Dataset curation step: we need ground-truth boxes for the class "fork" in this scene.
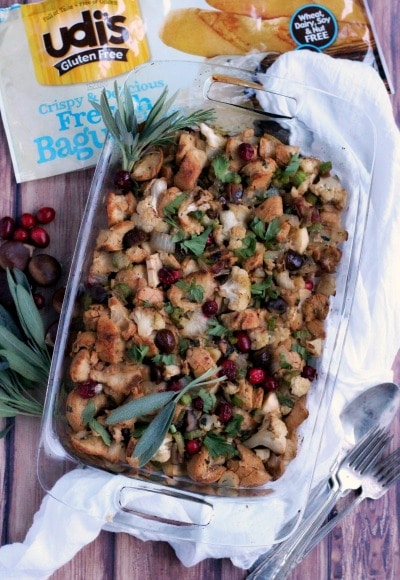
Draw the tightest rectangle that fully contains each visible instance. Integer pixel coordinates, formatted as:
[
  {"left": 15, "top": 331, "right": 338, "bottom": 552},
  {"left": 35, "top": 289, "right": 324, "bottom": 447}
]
[
  {"left": 247, "top": 426, "right": 392, "bottom": 580},
  {"left": 297, "top": 447, "right": 400, "bottom": 560}
]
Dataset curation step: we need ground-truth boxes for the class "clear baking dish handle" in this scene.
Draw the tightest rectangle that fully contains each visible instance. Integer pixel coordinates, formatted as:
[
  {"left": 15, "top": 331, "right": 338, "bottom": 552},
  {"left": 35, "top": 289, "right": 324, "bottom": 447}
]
[{"left": 117, "top": 485, "right": 214, "bottom": 527}]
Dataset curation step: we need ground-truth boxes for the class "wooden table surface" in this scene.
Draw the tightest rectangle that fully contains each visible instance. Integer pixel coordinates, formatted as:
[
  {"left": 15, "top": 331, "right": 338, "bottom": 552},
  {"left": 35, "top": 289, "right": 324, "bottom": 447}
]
[{"left": 1, "top": 1, "right": 399, "bottom": 578}]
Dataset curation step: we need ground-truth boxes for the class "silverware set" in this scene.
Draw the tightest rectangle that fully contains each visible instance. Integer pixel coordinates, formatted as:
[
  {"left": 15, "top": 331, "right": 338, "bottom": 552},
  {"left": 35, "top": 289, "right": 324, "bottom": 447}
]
[{"left": 247, "top": 425, "right": 400, "bottom": 579}]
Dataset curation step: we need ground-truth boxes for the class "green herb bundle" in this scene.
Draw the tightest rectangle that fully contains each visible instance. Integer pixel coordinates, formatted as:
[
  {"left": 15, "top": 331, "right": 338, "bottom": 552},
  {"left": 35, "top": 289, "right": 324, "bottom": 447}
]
[
  {"left": 0, "top": 269, "right": 50, "bottom": 430},
  {"left": 91, "top": 82, "right": 215, "bottom": 172}
]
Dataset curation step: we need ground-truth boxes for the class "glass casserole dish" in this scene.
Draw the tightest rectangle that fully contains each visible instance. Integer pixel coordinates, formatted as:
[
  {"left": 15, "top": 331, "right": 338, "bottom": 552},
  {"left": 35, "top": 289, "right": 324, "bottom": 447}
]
[{"left": 38, "top": 60, "right": 375, "bottom": 548}]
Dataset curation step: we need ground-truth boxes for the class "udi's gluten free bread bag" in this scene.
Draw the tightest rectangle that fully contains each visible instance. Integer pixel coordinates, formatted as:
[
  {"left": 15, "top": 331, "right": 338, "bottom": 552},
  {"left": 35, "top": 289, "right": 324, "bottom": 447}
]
[{"left": 0, "top": 0, "right": 391, "bottom": 182}]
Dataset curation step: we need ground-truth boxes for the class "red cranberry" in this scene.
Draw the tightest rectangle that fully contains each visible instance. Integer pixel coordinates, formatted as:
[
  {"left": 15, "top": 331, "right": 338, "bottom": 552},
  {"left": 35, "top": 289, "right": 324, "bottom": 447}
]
[
  {"left": 193, "top": 397, "right": 204, "bottom": 411},
  {"left": 217, "top": 401, "right": 233, "bottom": 423},
  {"left": 0, "top": 216, "right": 16, "bottom": 240},
  {"left": 29, "top": 226, "right": 50, "bottom": 248},
  {"left": 33, "top": 293, "right": 45, "bottom": 309},
  {"left": 185, "top": 439, "right": 201, "bottom": 455},
  {"left": 77, "top": 380, "right": 98, "bottom": 399},
  {"left": 247, "top": 367, "right": 266, "bottom": 385},
  {"left": 235, "top": 331, "right": 251, "bottom": 353},
  {"left": 36, "top": 207, "right": 56, "bottom": 224},
  {"left": 158, "top": 267, "right": 180, "bottom": 286},
  {"left": 218, "top": 359, "right": 237, "bottom": 381},
  {"left": 301, "top": 365, "right": 317, "bottom": 381},
  {"left": 305, "top": 279, "right": 314, "bottom": 291},
  {"left": 167, "top": 378, "right": 183, "bottom": 392},
  {"left": 238, "top": 142, "right": 254, "bottom": 161},
  {"left": 206, "top": 234, "right": 214, "bottom": 247},
  {"left": 13, "top": 227, "right": 29, "bottom": 242},
  {"left": 114, "top": 169, "right": 132, "bottom": 192},
  {"left": 261, "top": 376, "right": 279, "bottom": 392},
  {"left": 19, "top": 213, "right": 36, "bottom": 229},
  {"left": 201, "top": 300, "right": 218, "bottom": 318}
]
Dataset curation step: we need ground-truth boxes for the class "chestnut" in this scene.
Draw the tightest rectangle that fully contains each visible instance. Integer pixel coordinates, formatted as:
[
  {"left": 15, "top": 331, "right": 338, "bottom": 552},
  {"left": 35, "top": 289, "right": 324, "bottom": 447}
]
[{"left": 27, "top": 254, "right": 62, "bottom": 287}]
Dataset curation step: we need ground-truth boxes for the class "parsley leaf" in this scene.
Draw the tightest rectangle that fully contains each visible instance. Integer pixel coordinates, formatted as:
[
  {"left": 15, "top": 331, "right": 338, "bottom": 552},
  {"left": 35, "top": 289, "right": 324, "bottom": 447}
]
[
  {"left": 212, "top": 154, "right": 241, "bottom": 184},
  {"left": 198, "top": 388, "right": 217, "bottom": 413},
  {"left": 175, "top": 279, "right": 204, "bottom": 303},
  {"left": 251, "top": 276, "right": 279, "bottom": 300},
  {"left": 249, "top": 217, "right": 280, "bottom": 244},
  {"left": 207, "top": 319, "right": 228, "bottom": 337},
  {"left": 180, "top": 226, "right": 212, "bottom": 257},
  {"left": 127, "top": 344, "right": 149, "bottom": 363},
  {"left": 224, "top": 414, "right": 244, "bottom": 437},
  {"left": 234, "top": 233, "right": 257, "bottom": 259},
  {"left": 151, "top": 353, "right": 176, "bottom": 365},
  {"left": 204, "top": 432, "right": 238, "bottom": 459},
  {"left": 163, "top": 193, "right": 187, "bottom": 227}
]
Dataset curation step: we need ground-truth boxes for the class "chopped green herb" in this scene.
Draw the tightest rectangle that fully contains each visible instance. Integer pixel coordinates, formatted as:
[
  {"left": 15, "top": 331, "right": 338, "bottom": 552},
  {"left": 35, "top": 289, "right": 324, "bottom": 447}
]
[
  {"left": 224, "top": 414, "right": 244, "bottom": 437},
  {"left": 207, "top": 319, "right": 228, "bottom": 337},
  {"left": 249, "top": 217, "right": 280, "bottom": 244},
  {"left": 212, "top": 154, "right": 241, "bottom": 184},
  {"left": 280, "top": 353, "right": 293, "bottom": 370},
  {"left": 251, "top": 276, "right": 279, "bottom": 300},
  {"left": 319, "top": 161, "right": 332, "bottom": 175},
  {"left": 175, "top": 278, "right": 204, "bottom": 303},
  {"left": 127, "top": 344, "right": 149, "bottom": 363},
  {"left": 151, "top": 353, "right": 176, "bottom": 365},
  {"left": 291, "top": 343, "right": 310, "bottom": 361},
  {"left": 203, "top": 432, "right": 238, "bottom": 459},
  {"left": 284, "top": 153, "right": 301, "bottom": 176},
  {"left": 198, "top": 388, "right": 217, "bottom": 413},
  {"left": 277, "top": 394, "right": 295, "bottom": 409},
  {"left": 234, "top": 233, "right": 257, "bottom": 259},
  {"left": 163, "top": 193, "right": 187, "bottom": 227},
  {"left": 180, "top": 226, "right": 212, "bottom": 257}
]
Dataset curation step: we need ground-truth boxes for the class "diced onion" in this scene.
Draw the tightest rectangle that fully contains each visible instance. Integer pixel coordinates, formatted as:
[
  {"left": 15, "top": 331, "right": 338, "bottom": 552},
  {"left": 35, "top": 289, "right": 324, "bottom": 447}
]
[{"left": 150, "top": 232, "right": 176, "bottom": 253}]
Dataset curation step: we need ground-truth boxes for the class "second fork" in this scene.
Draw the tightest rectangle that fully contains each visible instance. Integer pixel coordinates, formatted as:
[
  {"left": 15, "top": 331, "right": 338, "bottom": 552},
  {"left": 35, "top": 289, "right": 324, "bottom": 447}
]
[{"left": 247, "top": 426, "right": 392, "bottom": 580}]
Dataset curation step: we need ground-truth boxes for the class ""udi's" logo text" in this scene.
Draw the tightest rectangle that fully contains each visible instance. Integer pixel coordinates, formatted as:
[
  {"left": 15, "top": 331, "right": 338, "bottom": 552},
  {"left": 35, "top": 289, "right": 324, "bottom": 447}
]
[{"left": 43, "top": 10, "right": 128, "bottom": 58}]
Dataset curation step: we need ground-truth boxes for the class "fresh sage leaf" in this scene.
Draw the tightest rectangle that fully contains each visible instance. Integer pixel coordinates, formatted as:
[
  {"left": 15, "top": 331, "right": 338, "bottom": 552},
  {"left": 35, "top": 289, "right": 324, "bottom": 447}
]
[
  {"left": 133, "top": 401, "right": 175, "bottom": 467},
  {"left": 105, "top": 391, "right": 176, "bottom": 425}
]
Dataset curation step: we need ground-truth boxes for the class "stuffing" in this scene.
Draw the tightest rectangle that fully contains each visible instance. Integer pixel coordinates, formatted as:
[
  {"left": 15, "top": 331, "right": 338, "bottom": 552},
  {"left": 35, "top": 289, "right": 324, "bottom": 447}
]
[
  {"left": 186, "top": 447, "right": 227, "bottom": 484},
  {"left": 290, "top": 375, "right": 312, "bottom": 398},
  {"left": 106, "top": 191, "right": 136, "bottom": 226},
  {"left": 132, "top": 195, "right": 169, "bottom": 234},
  {"left": 174, "top": 147, "right": 208, "bottom": 191},
  {"left": 254, "top": 194, "right": 283, "bottom": 222},
  {"left": 90, "top": 363, "right": 148, "bottom": 395},
  {"left": 310, "top": 175, "right": 347, "bottom": 210},
  {"left": 95, "top": 221, "right": 135, "bottom": 252},
  {"left": 219, "top": 266, "right": 251, "bottom": 311},
  {"left": 67, "top": 123, "right": 348, "bottom": 487},
  {"left": 95, "top": 316, "right": 126, "bottom": 364},
  {"left": 131, "top": 149, "right": 163, "bottom": 181},
  {"left": 186, "top": 346, "right": 219, "bottom": 377},
  {"left": 227, "top": 443, "right": 271, "bottom": 486},
  {"left": 131, "top": 306, "right": 166, "bottom": 338},
  {"left": 243, "top": 413, "right": 288, "bottom": 455},
  {"left": 177, "top": 188, "right": 213, "bottom": 235}
]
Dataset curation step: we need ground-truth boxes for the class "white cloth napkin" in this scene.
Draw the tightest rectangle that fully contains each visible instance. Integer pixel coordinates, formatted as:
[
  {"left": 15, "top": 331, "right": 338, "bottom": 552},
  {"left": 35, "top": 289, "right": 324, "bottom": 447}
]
[{"left": 1, "top": 51, "right": 400, "bottom": 577}]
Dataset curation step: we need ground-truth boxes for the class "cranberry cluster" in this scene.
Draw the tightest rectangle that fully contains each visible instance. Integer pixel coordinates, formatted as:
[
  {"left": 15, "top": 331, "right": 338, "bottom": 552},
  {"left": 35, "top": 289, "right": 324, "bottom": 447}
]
[{"left": 0, "top": 207, "right": 56, "bottom": 248}]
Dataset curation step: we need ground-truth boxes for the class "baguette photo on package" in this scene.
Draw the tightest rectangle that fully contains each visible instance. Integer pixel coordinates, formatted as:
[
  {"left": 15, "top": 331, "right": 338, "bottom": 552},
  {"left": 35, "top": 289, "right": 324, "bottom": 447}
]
[{"left": 0, "top": 0, "right": 391, "bottom": 183}]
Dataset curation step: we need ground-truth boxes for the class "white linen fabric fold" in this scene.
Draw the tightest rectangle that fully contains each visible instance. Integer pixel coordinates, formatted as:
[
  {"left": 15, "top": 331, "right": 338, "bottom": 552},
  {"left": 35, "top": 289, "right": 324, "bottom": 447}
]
[{"left": 1, "top": 50, "right": 399, "bottom": 577}]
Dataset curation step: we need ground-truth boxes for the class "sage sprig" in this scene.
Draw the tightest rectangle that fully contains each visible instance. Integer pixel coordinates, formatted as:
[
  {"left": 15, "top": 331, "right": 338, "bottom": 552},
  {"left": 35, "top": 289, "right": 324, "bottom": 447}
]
[
  {"left": 90, "top": 82, "right": 215, "bottom": 172},
  {"left": 0, "top": 269, "right": 51, "bottom": 428},
  {"left": 105, "top": 367, "right": 226, "bottom": 467}
]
